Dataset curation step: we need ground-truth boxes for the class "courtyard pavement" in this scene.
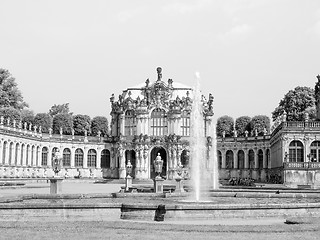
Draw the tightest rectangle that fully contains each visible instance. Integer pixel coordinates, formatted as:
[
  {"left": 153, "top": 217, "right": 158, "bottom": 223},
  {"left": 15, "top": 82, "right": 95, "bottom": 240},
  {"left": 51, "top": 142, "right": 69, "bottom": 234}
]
[{"left": 0, "top": 179, "right": 123, "bottom": 197}]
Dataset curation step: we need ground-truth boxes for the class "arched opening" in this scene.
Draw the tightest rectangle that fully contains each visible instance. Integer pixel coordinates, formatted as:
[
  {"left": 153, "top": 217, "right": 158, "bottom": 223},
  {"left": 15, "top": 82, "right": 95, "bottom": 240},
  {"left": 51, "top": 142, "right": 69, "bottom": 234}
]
[
  {"left": 180, "top": 149, "right": 190, "bottom": 167},
  {"left": 289, "top": 140, "right": 304, "bottom": 162},
  {"left": 238, "top": 150, "right": 245, "bottom": 169},
  {"left": 217, "top": 150, "right": 222, "bottom": 169},
  {"left": 41, "top": 147, "right": 48, "bottom": 166},
  {"left": 2, "top": 141, "right": 7, "bottom": 164},
  {"left": 101, "top": 149, "right": 110, "bottom": 168},
  {"left": 75, "top": 148, "right": 84, "bottom": 168},
  {"left": 150, "top": 147, "right": 167, "bottom": 179},
  {"left": 226, "top": 150, "right": 234, "bottom": 169},
  {"left": 15, "top": 143, "right": 19, "bottom": 165},
  {"left": 310, "top": 141, "right": 320, "bottom": 162},
  {"left": 258, "top": 149, "right": 263, "bottom": 169},
  {"left": 248, "top": 149, "right": 255, "bottom": 169},
  {"left": 9, "top": 142, "right": 14, "bottom": 165},
  {"left": 63, "top": 148, "right": 71, "bottom": 167},
  {"left": 31, "top": 145, "right": 35, "bottom": 166},
  {"left": 266, "top": 149, "right": 270, "bottom": 168},
  {"left": 181, "top": 110, "right": 190, "bottom": 136},
  {"left": 88, "top": 149, "right": 97, "bottom": 168},
  {"left": 125, "top": 150, "right": 136, "bottom": 178}
]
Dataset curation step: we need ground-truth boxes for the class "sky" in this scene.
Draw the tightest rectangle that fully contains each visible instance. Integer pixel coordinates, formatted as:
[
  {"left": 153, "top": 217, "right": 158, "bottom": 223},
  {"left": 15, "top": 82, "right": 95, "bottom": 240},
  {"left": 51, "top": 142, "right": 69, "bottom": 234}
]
[{"left": 1, "top": 0, "right": 320, "bottom": 123}]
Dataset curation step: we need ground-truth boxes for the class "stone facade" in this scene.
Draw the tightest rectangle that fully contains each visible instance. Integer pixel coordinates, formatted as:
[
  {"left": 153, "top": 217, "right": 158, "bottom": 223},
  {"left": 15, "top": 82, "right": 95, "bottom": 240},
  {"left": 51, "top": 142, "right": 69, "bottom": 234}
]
[{"left": 1, "top": 68, "right": 320, "bottom": 187}]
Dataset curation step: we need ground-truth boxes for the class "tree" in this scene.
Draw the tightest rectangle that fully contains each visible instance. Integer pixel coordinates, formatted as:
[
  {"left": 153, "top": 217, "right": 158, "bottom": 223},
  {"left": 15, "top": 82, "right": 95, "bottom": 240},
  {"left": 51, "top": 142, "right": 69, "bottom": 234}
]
[
  {"left": 73, "top": 114, "right": 91, "bottom": 135},
  {"left": 0, "top": 69, "right": 28, "bottom": 110},
  {"left": 21, "top": 109, "right": 35, "bottom": 125},
  {"left": 272, "top": 86, "right": 315, "bottom": 121},
  {"left": 0, "top": 107, "right": 21, "bottom": 125},
  {"left": 235, "top": 116, "right": 251, "bottom": 137},
  {"left": 49, "top": 103, "right": 71, "bottom": 117},
  {"left": 91, "top": 116, "right": 109, "bottom": 136},
  {"left": 250, "top": 115, "right": 270, "bottom": 136},
  {"left": 34, "top": 113, "right": 53, "bottom": 133},
  {"left": 52, "top": 113, "right": 73, "bottom": 134},
  {"left": 216, "top": 115, "right": 234, "bottom": 137}
]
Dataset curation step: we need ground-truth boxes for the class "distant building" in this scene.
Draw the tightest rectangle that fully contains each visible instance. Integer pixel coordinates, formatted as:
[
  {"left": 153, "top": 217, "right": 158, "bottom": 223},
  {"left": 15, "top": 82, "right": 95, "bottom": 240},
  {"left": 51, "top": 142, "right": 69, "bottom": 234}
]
[{"left": 1, "top": 68, "right": 320, "bottom": 188}]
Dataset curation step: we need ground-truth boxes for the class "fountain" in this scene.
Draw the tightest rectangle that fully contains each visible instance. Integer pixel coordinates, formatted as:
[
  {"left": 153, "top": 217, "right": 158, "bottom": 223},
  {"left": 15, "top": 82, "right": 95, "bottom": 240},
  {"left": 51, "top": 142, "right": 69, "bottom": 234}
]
[{"left": 190, "top": 72, "right": 219, "bottom": 201}]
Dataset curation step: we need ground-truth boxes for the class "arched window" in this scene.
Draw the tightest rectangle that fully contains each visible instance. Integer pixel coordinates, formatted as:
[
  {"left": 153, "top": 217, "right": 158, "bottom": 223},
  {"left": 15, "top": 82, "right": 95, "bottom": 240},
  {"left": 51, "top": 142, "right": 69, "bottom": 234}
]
[
  {"left": 26, "top": 145, "right": 30, "bottom": 166},
  {"left": 310, "top": 141, "right": 320, "bottom": 162},
  {"left": 217, "top": 150, "right": 222, "bottom": 169},
  {"left": 9, "top": 142, "right": 13, "bottom": 165},
  {"left": 124, "top": 110, "right": 136, "bottom": 136},
  {"left": 42, "top": 147, "right": 48, "bottom": 166},
  {"left": 181, "top": 110, "right": 190, "bottom": 136},
  {"left": 266, "top": 149, "right": 270, "bottom": 168},
  {"left": 289, "top": 140, "right": 304, "bottom": 162},
  {"left": 20, "top": 144, "right": 24, "bottom": 166},
  {"left": 75, "top": 148, "right": 84, "bottom": 167},
  {"left": 180, "top": 150, "right": 190, "bottom": 167},
  {"left": 238, "top": 150, "right": 245, "bottom": 169},
  {"left": 248, "top": 150, "right": 255, "bottom": 169},
  {"left": 101, "top": 149, "right": 110, "bottom": 168},
  {"left": 2, "top": 141, "right": 7, "bottom": 164},
  {"left": 226, "top": 150, "right": 234, "bottom": 169},
  {"left": 63, "top": 148, "right": 71, "bottom": 167},
  {"left": 87, "top": 149, "right": 97, "bottom": 168},
  {"left": 150, "top": 108, "right": 167, "bottom": 136},
  {"left": 36, "top": 146, "right": 40, "bottom": 166},
  {"left": 31, "top": 145, "right": 35, "bottom": 166},
  {"left": 15, "top": 143, "right": 19, "bottom": 165},
  {"left": 258, "top": 149, "right": 263, "bottom": 169}
]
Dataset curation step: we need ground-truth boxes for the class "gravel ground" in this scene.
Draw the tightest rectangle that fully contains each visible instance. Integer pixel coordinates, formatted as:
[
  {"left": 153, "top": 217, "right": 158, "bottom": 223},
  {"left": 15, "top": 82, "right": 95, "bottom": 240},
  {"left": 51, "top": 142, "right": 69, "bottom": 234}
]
[{"left": 1, "top": 220, "right": 320, "bottom": 240}]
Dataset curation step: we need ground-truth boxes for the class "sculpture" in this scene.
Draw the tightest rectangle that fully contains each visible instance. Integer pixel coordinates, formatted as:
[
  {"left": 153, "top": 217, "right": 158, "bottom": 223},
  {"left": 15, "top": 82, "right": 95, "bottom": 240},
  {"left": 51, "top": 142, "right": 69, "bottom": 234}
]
[
  {"left": 52, "top": 149, "right": 63, "bottom": 177},
  {"left": 153, "top": 153, "right": 163, "bottom": 178}
]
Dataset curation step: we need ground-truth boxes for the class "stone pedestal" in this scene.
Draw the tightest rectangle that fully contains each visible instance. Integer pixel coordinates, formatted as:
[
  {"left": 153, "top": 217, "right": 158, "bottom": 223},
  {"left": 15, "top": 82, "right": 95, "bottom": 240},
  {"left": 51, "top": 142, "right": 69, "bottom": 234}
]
[
  {"left": 175, "top": 177, "right": 184, "bottom": 193},
  {"left": 49, "top": 177, "right": 63, "bottom": 194},
  {"left": 153, "top": 176, "right": 164, "bottom": 193},
  {"left": 125, "top": 175, "right": 132, "bottom": 192}
]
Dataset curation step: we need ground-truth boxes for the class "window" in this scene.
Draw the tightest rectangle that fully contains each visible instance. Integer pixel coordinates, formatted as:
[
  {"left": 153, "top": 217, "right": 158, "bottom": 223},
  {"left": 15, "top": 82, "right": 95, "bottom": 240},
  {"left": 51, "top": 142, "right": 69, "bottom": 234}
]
[
  {"left": 238, "top": 150, "right": 245, "bottom": 169},
  {"left": 181, "top": 110, "right": 190, "bottom": 136},
  {"left": 289, "top": 141, "right": 304, "bottom": 162},
  {"left": 226, "top": 150, "right": 234, "bottom": 169},
  {"left": 124, "top": 110, "right": 136, "bottom": 136},
  {"left": 42, "top": 147, "right": 48, "bottom": 166},
  {"left": 248, "top": 150, "right": 255, "bottom": 169},
  {"left": 75, "top": 148, "right": 84, "bottom": 167},
  {"left": 101, "top": 149, "right": 110, "bottom": 168},
  {"left": 31, "top": 146, "right": 35, "bottom": 166},
  {"left": 63, "top": 148, "right": 71, "bottom": 167},
  {"left": 87, "top": 149, "right": 97, "bottom": 168},
  {"left": 258, "top": 149, "right": 263, "bottom": 169},
  {"left": 15, "top": 143, "right": 19, "bottom": 165},
  {"left": 20, "top": 144, "right": 24, "bottom": 166},
  {"left": 2, "top": 141, "right": 7, "bottom": 164},
  {"left": 26, "top": 145, "right": 30, "bottom": 166},
  {"left": 310, "top": 141, "right": 320, "bottom": 162},
  {"left": 217, "top": 151, "right": 222, "bottom": 169},
  {"left": 151, "top": 108, "right": 167, "bottom": 136},
  {"left": 9, "top": 142, "right": 13, "bottom": 165}
]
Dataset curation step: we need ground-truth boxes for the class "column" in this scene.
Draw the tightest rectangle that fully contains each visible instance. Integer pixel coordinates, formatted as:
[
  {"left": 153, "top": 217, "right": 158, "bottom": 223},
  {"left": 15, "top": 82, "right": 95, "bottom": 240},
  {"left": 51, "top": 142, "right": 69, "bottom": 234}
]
[
  {"left": 11, "top": 143, "right": 16, "bottom": 166},
  {"left": 0, "top": 142, "right": 3, "bottom": 165},
  {"left": 37, "top": 146, "right": 42, "bottom": 167},
  {"left": 70, "top": 147, "right": 75, "bottom": 168},
  {"left": 83, "top": 147, "right": 88, "bottom": 168},
  {"left": 119, "top": 113, "right": 125, "bottom": 136},
  {"left": 47, "top": 147, "right": 53, "bottom": 167},
  {"left": 96, "top": 147, "right": 101, "bottom": 169}
]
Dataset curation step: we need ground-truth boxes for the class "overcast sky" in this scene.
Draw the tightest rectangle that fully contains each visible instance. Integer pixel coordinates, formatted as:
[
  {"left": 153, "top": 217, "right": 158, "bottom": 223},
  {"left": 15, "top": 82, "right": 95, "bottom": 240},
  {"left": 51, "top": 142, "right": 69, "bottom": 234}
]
[{"left": 1, "top": 0, "right": 320, "bottom": 122}]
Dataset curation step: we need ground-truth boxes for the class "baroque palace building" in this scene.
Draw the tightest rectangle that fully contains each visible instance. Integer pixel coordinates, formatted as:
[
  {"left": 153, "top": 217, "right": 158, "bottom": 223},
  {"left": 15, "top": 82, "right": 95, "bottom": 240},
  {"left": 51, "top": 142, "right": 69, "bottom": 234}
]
[{"left": 1, "top": 68, "right": 320, "bottom": 188}]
